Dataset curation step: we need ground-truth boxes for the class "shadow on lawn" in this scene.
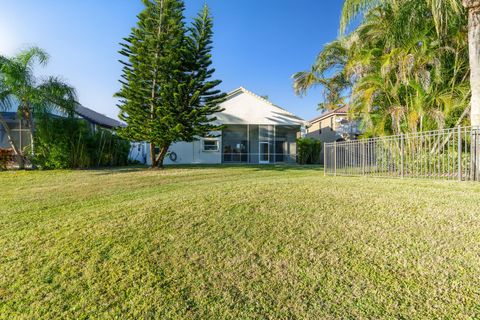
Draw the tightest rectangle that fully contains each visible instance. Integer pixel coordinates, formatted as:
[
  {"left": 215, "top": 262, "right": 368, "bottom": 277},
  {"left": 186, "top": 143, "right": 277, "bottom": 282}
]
[
  {"left": 156, "top": 164, "right": 323, "bottom": 172},
  {"left": 90, "top": 166, "right": 149, "bottom": 175},
  {"left": 248, "top": 164, "right": 323, "bottom": 172},
  {"left": 90, "top": 164, "right": 323, "bottom": 175}
]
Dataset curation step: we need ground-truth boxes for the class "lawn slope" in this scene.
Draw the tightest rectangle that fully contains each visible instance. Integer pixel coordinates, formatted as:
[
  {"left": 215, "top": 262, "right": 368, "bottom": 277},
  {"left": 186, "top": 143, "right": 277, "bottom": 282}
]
[{"left": 1, "top": 166, "right": 480, "bottom": 319}]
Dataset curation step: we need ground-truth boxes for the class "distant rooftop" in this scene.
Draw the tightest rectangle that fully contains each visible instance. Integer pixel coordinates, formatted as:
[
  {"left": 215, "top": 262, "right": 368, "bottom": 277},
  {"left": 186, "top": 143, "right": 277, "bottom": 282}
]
[{"left": 309, "top": 106, "right": 349, "bottom": 123}]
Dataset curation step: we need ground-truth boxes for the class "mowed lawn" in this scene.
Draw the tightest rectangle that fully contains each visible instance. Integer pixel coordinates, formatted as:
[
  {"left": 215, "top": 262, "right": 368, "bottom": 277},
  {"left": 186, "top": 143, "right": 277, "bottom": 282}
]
[{"left": 1, "top": 166, "right": 480, "bottom": 319}]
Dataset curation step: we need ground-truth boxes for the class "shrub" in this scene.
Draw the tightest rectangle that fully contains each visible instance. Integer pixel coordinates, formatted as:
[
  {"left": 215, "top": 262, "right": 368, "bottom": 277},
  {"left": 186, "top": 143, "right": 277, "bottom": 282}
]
[
  {"left": 297, "top": 138, "right": 322, "bottom": 164},
  {"left": 33, "top": 115, "right": 130, "bottom": 169}
]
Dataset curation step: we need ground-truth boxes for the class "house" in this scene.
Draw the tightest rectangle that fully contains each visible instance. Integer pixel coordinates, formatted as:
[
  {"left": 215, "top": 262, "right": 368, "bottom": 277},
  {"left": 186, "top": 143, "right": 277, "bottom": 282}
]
[
  {"left": 0, "top": 105, "right": 123, "bottom": 150},
  {"left": 133, "top": 87, "right": 306, "bottom": 165},
  {"left": 305, "top": 106, "right": 361, "bottom": 164},
  {"left": 306, "top": 106, "right": 361, "bottom": 143}
]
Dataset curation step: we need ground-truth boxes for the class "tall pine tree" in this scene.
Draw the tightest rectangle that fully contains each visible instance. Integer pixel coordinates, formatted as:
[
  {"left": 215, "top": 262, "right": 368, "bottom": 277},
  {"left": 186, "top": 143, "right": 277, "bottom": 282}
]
[
  {"left": 117, "top": 0, "right": 225, "bottom": 168},
  {"left": 177, "top": 5, "right": 226, "bottom": 143}
]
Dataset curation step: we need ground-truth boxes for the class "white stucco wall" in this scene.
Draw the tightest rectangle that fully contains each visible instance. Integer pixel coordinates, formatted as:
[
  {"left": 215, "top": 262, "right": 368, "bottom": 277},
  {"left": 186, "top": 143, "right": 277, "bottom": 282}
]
[
  {"left": 163, "top": 134, "right": 222, "bottom": 165},
  {"left": 143, "top": 132, "right": 222, "bottom": 166}
]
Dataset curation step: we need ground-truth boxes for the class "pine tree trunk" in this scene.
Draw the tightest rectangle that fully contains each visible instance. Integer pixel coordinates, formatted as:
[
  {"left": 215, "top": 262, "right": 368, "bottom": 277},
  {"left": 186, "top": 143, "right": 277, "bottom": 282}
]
[
  {"left": 156, "top": 144, "right": 170, "bottom": 169},
  {"left": 0, "top": 113, "right": 24, "bottom": 169},
  {"left": 148, "top": 0, "right": 164, "bottom": 170},
  {"left": 150, "top": 143, "right": 158, "bottom": 168},
  {"left": 464, "top": 0, "right": 480, "bottom": 180}
]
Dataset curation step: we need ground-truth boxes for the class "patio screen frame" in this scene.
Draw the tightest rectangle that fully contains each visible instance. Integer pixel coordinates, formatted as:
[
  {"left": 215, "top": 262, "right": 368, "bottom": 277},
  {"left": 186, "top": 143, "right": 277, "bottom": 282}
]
[{"left": 221, "top": 124, "right": 298, "bottom": 164}]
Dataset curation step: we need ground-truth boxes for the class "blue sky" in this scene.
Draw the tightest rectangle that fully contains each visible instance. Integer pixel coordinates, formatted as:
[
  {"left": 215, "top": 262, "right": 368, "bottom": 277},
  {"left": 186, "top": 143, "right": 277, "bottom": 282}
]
[{"left": 0, "top": 0, "right": 344, "bottom": 121}]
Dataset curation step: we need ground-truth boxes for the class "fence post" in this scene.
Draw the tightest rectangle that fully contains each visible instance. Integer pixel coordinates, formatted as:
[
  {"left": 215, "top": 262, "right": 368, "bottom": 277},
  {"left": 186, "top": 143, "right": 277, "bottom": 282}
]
[
  {"left": 333, "top": 142, "right": 337, "bottom": 177},
  {"left": 400, "top": 133, "right": 405, "bottom": 178},
  {"left": 323, "top": 143, "right": 326, "bottom": 177},
  {"left": 472, "top": 126, "right": 480, "bottom": 182},
  {"left": 476, "top": 127, "right": 480, "bottom": 182},
  {"left": 362, "top": 140, "right": 366, "bottom": 176},
  {"left": 473, "top": 127, "right": 480, "bottom": 181},
  {"left": 458, "top": 125, "right": 462, "bottom": 181}
]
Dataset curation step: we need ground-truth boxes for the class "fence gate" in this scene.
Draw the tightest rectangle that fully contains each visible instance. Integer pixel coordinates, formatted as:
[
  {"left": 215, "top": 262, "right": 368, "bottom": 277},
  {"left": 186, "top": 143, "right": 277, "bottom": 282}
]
[{"left": 324, "top": 126, "right": 480, "bottom": 181}]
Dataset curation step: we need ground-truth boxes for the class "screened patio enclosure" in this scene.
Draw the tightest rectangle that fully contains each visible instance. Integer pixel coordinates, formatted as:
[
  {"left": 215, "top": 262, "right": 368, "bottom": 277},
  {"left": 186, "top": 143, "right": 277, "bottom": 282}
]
[{"left": 222, "top": 124, "right": 299, "bottom": 164}]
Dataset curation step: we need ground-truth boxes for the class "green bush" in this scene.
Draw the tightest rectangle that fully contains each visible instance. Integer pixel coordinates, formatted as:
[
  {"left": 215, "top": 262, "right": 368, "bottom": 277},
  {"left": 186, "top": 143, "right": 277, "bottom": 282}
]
[
  {"left": 33, "top": 115, "right": 130, "bottom": 169},
  {"left": 297, "top": 138, "right": 322, "bottom": 164}
]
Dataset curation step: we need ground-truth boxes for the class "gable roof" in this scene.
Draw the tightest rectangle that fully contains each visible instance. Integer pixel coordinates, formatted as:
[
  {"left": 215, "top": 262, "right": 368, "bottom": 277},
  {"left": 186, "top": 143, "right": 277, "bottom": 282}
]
[
  {"left": 309, "top": 105, "right": 349, "bottom": 124},
  {"left": 215, "top": 87, "right": 305, "bottom": 126},
  {"left": 75, "top": 104, "right": 124, "bottom": 129}
]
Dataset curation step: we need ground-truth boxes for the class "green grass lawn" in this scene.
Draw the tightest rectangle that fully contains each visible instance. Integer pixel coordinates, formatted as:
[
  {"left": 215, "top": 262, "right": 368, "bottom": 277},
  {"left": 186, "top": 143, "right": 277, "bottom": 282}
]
[{"left": 1, "top": 166, "right": 480, "bottom": 319}]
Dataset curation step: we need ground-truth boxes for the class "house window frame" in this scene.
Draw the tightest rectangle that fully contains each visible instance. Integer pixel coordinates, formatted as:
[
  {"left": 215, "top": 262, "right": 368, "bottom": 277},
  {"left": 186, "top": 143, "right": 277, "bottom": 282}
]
[{"left": 202, "top": 138, "right": 220, "bottom": 152}]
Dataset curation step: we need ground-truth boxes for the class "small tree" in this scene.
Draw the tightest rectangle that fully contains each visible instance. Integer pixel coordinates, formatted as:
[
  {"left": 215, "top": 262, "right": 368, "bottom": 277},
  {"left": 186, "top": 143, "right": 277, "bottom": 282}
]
[{"left": 117, "top": 0, "right": 225, "bottom": 168}]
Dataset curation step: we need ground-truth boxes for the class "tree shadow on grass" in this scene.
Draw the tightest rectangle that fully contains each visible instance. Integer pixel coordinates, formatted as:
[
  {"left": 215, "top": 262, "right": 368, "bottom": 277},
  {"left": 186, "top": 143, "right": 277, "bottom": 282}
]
[
  {"left": 247, "top": 164, "right": 323, "bottom": 172},
  {"left": 88, "top": 165, "right": 149, "bottom": 175},
  {"left": 89, "top": 164, "right": 324, "bottom": 175},
  {"left": 152, "top": 164, "right": 323, "bottom": 172}
]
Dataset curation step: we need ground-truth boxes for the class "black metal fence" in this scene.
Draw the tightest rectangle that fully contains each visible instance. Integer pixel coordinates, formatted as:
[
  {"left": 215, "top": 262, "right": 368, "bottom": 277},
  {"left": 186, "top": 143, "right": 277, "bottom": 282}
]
[{"left": 324, "top": 126, "right": 480, "bottom": 181}]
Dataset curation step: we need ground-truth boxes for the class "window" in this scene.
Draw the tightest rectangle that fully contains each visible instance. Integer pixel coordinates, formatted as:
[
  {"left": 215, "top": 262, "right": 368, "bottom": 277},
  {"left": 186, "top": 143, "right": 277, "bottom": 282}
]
[
  {"left": 222, "top": 125, "right": 248, "bottom": 162},
  {"left": 203, "top": 139, "right": 219, "bottom": 152}
]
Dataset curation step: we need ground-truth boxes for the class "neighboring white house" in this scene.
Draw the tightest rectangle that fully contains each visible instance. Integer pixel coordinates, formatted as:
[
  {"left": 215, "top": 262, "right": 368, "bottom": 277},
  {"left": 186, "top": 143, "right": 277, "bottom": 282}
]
[{"left": 130, "top": 87, "right": 305, "bottom": 165}]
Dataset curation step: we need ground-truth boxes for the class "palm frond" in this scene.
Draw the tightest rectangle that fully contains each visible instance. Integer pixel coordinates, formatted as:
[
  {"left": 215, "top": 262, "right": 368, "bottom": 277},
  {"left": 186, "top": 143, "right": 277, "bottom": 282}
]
[
  {"left": 35, "top": 76, "right": 78, "bottom": 115},
  {"left": 340, "top": 0, "right": 383, "bottom": 35},
  {"left": 14, "top": 47, "right": 50, "bottom": 69},
  {"left": 292, "top": 69, "right": 320, "bottom": 96}
]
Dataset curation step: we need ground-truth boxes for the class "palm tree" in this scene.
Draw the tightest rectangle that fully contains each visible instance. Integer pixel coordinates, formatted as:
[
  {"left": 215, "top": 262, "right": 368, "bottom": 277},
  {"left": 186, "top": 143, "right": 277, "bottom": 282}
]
[
  {"left": 293, "top": 38, "right": 351, "bottom": 111},
  {"left": 0, "top": 56, "right": 23, "bottom": 162},
  {"left": 340, "top": 0, "right": 480, "bottom": 177},
  {"left": 340, "top": 0, "right": 463, "bottom": 35},
  {"left": 0, "top": 47, "right": 77, "bottom": 167},
  {"left": 340, "top": 0, "right": 480, "bottom": 127}
]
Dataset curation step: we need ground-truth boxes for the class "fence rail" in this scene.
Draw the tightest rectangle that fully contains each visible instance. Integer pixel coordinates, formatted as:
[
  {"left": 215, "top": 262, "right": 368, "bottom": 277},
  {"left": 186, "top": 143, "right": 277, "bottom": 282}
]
[{"left": 324, "top": 126, "right": 480, "bottom": 181}]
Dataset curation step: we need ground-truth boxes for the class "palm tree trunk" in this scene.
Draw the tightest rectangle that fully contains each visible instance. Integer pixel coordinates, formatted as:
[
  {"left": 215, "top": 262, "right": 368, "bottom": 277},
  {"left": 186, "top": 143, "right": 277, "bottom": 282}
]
[
  {"left": 463, "top": 0, "right": 480, "bottom": 180},
  {"left": 25, "top": 105, "right": 36, "bottom": 158},
  {"left": 0, "top": 114, "right": 20, "bottom": 155},
  {"left": 464, "top": 1, "right": 480, "bottom": 126},
  {"left": 0, "top": 113, "right": 24, "bottom": 169}
]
